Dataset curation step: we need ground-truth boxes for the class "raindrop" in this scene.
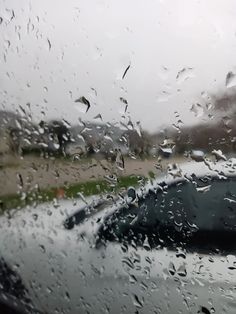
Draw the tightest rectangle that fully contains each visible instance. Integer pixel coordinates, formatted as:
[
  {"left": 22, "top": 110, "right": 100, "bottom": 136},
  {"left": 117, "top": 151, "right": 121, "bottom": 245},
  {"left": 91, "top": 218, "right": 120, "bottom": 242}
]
[
  {"left": 90, "top": 87, "right": 97, "bottom": 96},
  {"left": 196, "top": 185, "right": 211, "bottom": 193},
  {"left": 157, "top": 90, "right": 171, "bottom": 103},
  {"left": 143, "top": 265, "right": 150, "bottom": 277},
  {"left": 160, "top": 146, "right": 173, "bottom": 156},
  {"left": 32, "top": 214, "right": 38, "bottom": 221},
  {"left": 122, "top": 64, "right": 131, "bottom": 79},
  {"left": 65, "top": 291, "right": 70, "bottom": 301},
  {"left": 190, "top": 103, "right": 204, "bottom": 118},
  {"left": 191, "top": 150, "right": 205, "bottom": 162},
  {"left": 115, "top": 149, "right": 125, "bottom": 170},
  {"left": 201, "top": 91, "right": 211, "bottom": 101},
  {"left": 176, "top": 249, "right": 186, "bottom": 259},
  {"left": 167, "top": 163, "right": 182, "bottom": 178},
  {"left": 143, "top": 236, "right": 151, "bottom": 251},
  {"left": 176, "top": 67, "right": 195, "bottom": 84},
  {"left": 132, "top": 294, "right": 143, "bottom": 309},
  {"left": 129, "top": 274, "right": 137, "bottom": 284},
  {"left": 121, "top": 242, "right": 128, "bottom": 253},
  {"left": 145, "top": 256, "right": 152, "bottom": 264},
  {"left": 47, "top": 38, "right": 52, "bottom": 51},
  {"left": 16, "top": 173, "right": 24, "bottom": 188},
  {"left": 122, "top": 257, "right": 134, "bottom": 269},
  {"left": 4, "top": 40, "right": 10, "bottom": 49},
  {"left": 39, "top": 244, "right": 46, "bottom": 253},
  {"left": 228, "top": 265, "right": 236, "bottom": 270},
  {"left": 225, "top": 71, "right": 236, "bottom": 88},
  {"left": 198, "top": 306, "right": 211, "bottom": 314},
  {"left": 140, "top": 282, "right": 148, "bottom": 291},
  {"left": 158, "top": 66, "right": 169, "bottom": 80},
  {"left": 206, "top": 102, "right": 213, "bottom": 110},
  {"left": 168, "top": 262, "right": 176, "bottom": 276},
  {"left": 127, "top": 120, "right": 133, "bottom": 130},
  {"left": 20, "top": 192, "right": 26, "bottom": 201},
  {"left": 15, "top": 119, "right": 22, "bottom": 129},
  {"left": 119, "top": 102, "right": 128, "bottom": 115},
  {"left": 177, "top": 264, "right": 187, "bottom": 277},
  {"left": 120, "top": 97, "right": 128, "bottom": 105},
  {"left": 74, "top": 96, "right": 91, "bottom": 113},
  {"left": 224, "top": 197, "right": 236, "bottom": 204},
  {"left": 212, "top": 149, "right": 227, "bottom": 161},
  {"left": 0, "top": 17, "right": 3, "bottom": 24},
  {"left": 4, "top": 9, "right": 15, "bottom": 23},
  {"left": 93, "top": 114, "right": 103, "bottom": 121}
]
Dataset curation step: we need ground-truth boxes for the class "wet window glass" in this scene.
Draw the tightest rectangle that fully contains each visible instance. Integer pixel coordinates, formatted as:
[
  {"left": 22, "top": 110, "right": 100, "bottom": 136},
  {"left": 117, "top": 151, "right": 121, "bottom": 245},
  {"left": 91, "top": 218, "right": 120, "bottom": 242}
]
[
  {"left": 100, "top": 178, "right": 236, "bottom": 253},
  {"left": 1, "top": 1, "right": 236, "bottom": 313}
]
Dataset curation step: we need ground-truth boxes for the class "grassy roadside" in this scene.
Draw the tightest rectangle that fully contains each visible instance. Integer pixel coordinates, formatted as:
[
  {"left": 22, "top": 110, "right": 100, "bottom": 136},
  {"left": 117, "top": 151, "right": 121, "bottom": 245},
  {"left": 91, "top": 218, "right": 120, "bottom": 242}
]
[{"left": 0, "top": 175, "right": 144, "bottom": 213}]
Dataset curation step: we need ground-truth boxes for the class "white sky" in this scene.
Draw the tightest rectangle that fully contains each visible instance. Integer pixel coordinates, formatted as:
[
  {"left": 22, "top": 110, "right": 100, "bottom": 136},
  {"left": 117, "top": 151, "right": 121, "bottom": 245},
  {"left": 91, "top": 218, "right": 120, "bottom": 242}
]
[{"left": 1, "top": 0, "right": 236, "bottom": 132}]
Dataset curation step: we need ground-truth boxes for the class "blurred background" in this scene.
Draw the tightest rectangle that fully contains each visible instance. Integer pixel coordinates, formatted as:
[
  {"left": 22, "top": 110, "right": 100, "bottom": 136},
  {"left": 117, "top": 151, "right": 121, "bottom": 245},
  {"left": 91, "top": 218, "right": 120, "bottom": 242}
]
[{"left": 1, "top": 0, "right": 236, "bottom": 211}]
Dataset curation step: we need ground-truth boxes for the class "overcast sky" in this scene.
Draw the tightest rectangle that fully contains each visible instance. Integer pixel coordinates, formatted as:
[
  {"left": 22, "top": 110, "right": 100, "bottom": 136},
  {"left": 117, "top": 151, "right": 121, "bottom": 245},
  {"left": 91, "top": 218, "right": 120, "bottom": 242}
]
[{"left": 1, "top": 0, "right": 236, "bottom": 132}]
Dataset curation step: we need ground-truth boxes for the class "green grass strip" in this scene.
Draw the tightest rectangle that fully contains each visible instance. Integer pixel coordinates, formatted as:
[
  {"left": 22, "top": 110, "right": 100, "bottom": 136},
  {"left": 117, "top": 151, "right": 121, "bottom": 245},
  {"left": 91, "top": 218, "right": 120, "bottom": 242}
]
[{"left": 0, "top": 175, "right": 144, "bottom": 213}]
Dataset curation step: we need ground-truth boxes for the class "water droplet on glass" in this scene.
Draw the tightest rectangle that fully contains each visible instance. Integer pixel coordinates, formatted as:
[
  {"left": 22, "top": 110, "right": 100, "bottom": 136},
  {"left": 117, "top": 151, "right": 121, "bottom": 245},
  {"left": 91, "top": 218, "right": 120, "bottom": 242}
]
[
  {"left": 132, "top": 294, "right": 143, "bottom": 308},
  {"left": 212, "top": 149, "right": 227, "bottom": 161},
  {"left": 129, "top": 274, "right": 137, "bottom": 284},
  {"left": 176, "top": 67, "right": 195, "bottom": 84},
  {"left": 119, "top": 102, "right": 128, "bottom": 115},
  {"left": 47, "top": 38, "right": 52, "bottom": 51},
  {"left": 168, "top": 262, "right": 176, "bottom": 276},
  {"left": 90, "top": 87, "right": 97, "bottom": 96},
  {"left": 225, "top": 71, "right": 236, "bottom": 88},
  {"left": 115, "top": 149, "right": 125, "bottom": 170},
  {"left": 32, "top": 214, "right": 38, "bottom": 221},
  {"left": 74, "top": 96, "right": 91, "bottom": 113},
  {"left": 93, "top": 114, "right": 103, "bottom": 121},
  {"left": 191, "top": 150, "right": 205, "bottom": 162},
  {"left": 4, "top": 40, "right": 10, "bottom": 49},
  {"left": 177, "top": 264, "right": 187, "bottom": 277},
  {"left": 167, "top": 163, "right": 182, "bottom": 178},
  {"left": 196, "top": 185, "right": 211, "bottom": 193},
  {"left": 190, "top": 103, "right": 204, "bottom": 118},
  {"left": 120, "top": 97, "right": 128, "bottom": 105},
  {"left": 3, "top": 9, "right": 15, "bottom": 24},
  {"left": 158, "top": 66, "right": 169, "bottom": 80},
  {"left": 122, "top": 64, "right": 131, "bottom": 79},
  {"left": 160, "top": 146, "right": 173, "bottom": 157},
  {"left": 156, "top": 90, "right": 171, "bottom": 103},
  {"left": 198, "top": 306, "right": 211, "bottom": 314},
  {"left": 39, "top": 244, "right": 46, "bottom": 253},
  {"left": 143, "top": 236, "right": 151, "bottom": 251}
]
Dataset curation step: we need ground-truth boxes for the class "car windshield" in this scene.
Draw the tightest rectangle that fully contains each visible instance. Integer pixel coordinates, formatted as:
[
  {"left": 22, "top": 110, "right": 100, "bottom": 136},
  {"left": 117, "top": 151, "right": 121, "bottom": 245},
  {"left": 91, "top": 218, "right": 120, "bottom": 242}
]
[{"left": 1, "top": 1, "right": 236, "bottom": 314}]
